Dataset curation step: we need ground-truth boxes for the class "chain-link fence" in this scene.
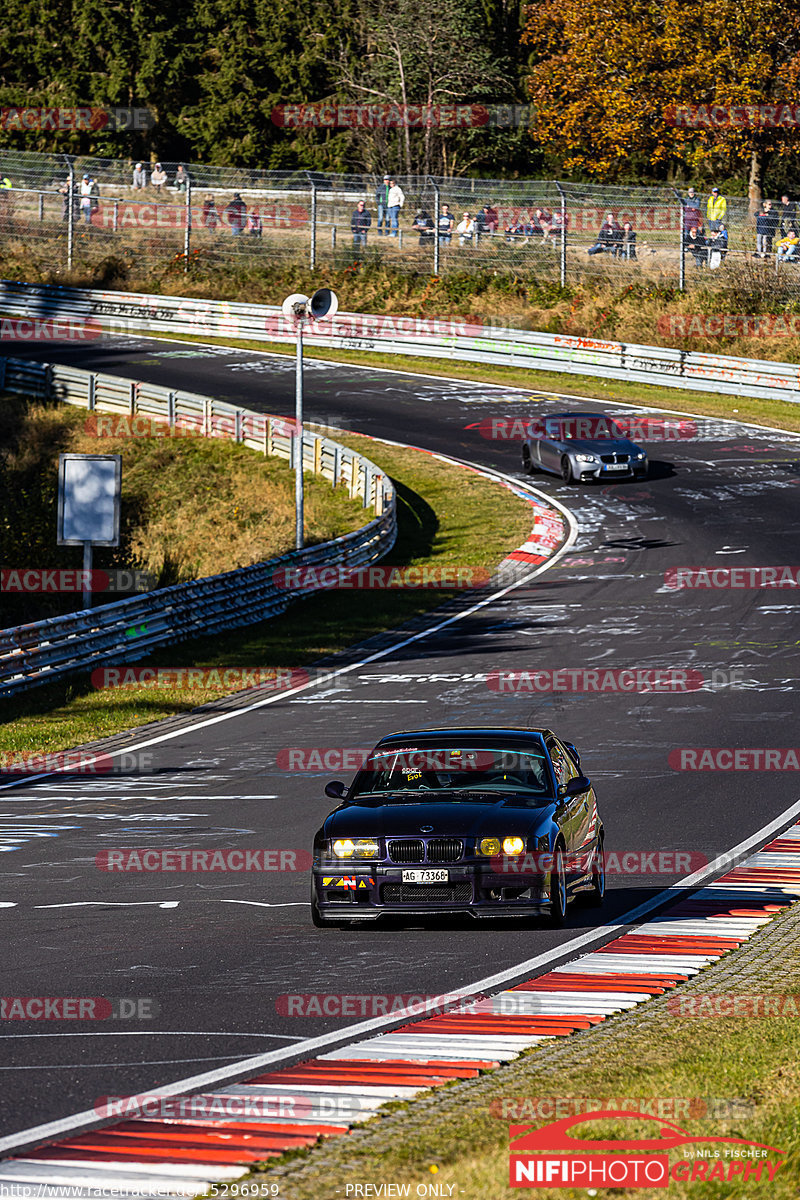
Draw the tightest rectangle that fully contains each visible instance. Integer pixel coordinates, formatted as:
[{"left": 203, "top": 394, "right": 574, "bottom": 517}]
[{"left": 0, "top": 150, "right": 798, "bottom": 295}]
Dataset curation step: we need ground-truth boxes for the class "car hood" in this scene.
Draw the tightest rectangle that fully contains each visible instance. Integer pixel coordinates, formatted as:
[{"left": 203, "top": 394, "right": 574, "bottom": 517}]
[
  {"left": 325, "top": 799, "right": 554, "bottom": 840},
  {"left": 563, "top": 437, "right": 642, "bottom": 455}
]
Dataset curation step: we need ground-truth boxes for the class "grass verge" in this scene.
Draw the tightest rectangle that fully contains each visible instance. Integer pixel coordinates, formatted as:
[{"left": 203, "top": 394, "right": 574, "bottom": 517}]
[{"left": 0, "top": 433, "right": 533, "bottom": 754}]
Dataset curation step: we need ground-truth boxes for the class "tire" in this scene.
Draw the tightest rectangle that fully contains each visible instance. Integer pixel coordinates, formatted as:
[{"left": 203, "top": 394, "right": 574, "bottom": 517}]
[
  {"left": 549, "top": 844, "right": 568, "bottom": 926},
  {"left": 561, "top": 456, "right": 575, "bottom": 484},
  {"left": 521, "top": 445, "right": 536, "bottom": 475},
  {"left": 588, "top": 835, "right": 606, "bottom": 907}
]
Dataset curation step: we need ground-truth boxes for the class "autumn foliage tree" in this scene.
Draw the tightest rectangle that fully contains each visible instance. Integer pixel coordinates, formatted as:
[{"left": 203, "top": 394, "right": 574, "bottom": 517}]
[{"left": 524, "top": 0, "right": 800, "bottom": 203}]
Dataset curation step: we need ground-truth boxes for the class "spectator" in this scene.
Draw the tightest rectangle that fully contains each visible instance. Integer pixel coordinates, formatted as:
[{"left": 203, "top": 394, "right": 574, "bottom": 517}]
[
  {"left": 386, "top": 178, "right": 404, "bottom": 237},
  {"left": 79, "top": 173, "right": 93, "bottom": 225},
  {"left": 620, "top": 221, "right": 637, "bottom": 261},
  {"left": 246, "top": 207, "right": 263, "bottom": 237},
  {"left": 412, "top": 208, "right": 434, "bottom": 246},
  {"left": 457, "top": 211, "right": 476, "bottom": 244},
  {"left": 132, "top": 162, "right": 146, "bottom": 189},
  {"left": 202, "top": 196, "right": 220, "bottom": 232},
  {"left": 58, "top": 178, "right": 72, "bottom": 222},
  {"left": 150, "top": 163, "right": 167, "bottom": 192},
  {"left": 89, "top": 177, "right": 100, "bottom": 216},
  {"left": 683, "top": 186, "right": 702, "bottom": 232},
  {"left": 548, "top": 209, "right": 568, "bottom": 241},
  {"left": 708, "top": 223, "right": 728, "bottom": 267},
  {"left": 351, "top": 199, "right": 371, "bottom": 247},
  {"left": 481, "top": 202, "right": 499, "bottom": 234},
  {"left": 779, "top": 194, "right": 797, "bottom": 237},
  {"left": 174, "top": 165, "right": 190, "bottom": 192},
  {"left": 0, "top": 174, "right": 10, "bottom": 189},
  {"left": 504, "top": 218, "right": 530, "bottom": 243},
  {"left": 375, "top": 174, "right": 391, "bottom": 236},
  {"left": 706, "top": 186, "right": 727, "bottom": 232},
  {"left": 225, "top": 192, "right": 247, "bottom": 235},
  {"left": 776, "top": 226, "right": 799, "bottom": 263},
  {"left": 755, "top": 201, "right": 775, "bottom": 257},
  {"left": 587, "top": 212, "right": 621, "bottom": 256},
  {"left": 685, "top": 225, "right": 707, "bottom": 267},
  {"left": 438, "top": 203, "right": 455, "bottom": 243},
  {"left": 529, "top": 210, "right": 546, "bottom": 239}
]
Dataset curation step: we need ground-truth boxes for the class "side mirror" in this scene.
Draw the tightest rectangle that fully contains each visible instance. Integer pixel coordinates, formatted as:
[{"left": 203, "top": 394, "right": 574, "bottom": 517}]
[
  {"left": 325, "top": 780, "right": 347, "bottom": 800},
  {"left": 560, "top": 775, "right": 591, "bottom": 799}
]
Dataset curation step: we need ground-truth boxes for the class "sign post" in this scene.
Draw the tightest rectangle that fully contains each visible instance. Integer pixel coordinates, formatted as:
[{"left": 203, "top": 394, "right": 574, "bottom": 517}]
[{"left": 57, "top": 454, "right": 122, "bottom": 609}]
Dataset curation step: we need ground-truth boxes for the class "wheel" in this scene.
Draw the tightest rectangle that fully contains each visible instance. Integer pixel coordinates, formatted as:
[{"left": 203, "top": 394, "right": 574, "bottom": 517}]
[
  {"left": 549, "top": 844, "right": 567, "bottom": 926},
  {"left": 588, "top": 834, "right": 606, "bottom": 907},
  {"left": 561, "top": 456, "right": 575, "bottom": 484},
  {"left": 521, "top": 445, "right": 536, "bottom": 475}
]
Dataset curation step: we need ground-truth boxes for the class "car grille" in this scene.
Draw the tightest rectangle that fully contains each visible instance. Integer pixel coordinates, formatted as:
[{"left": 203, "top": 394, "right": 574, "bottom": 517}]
[
  {"left": 386, "top": 838, "right": 464, "bottom": 863},
  {"left": 600, "top": 453, "right": 630, "bottom": 464},
  {"left": 426, "top": 838, "right": 464, "bottom": 863},
  {"left": 381, "top": 882, "right": 473, "bottom": 904},
  {"left": 387, "top": 839, "right": 424, "bottom": 863}
]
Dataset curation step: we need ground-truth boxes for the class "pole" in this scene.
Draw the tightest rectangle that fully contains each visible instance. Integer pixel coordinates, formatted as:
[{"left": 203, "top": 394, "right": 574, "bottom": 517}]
[
  {"left": 184, "top": 179, "right": 192, "bottom": 272},
  {"left": 307, "top": 174, "right": 317, "bottom": 270},
  {"left": 66, "top": 156, "right": 74, "bottom": 271},
  {"left": 295, "top": 319, "right": 304, "bottom": 549},
  {"left": 672, "top": 188, "right": 686, "bottom": 292},
  {"left": 429, "top": 176, "right": 440, "bottom": 275},
  {"left": 555, "top": 182, "right": 567, "bottom": 288},
  {"left": 82, "top": 542, "right": 92, "bottom": 610}
]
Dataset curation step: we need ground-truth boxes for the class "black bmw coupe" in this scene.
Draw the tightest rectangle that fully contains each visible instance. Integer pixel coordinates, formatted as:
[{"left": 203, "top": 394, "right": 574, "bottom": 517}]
[{"left": 311, "top": 727, "right": 605, "bottom": 926}]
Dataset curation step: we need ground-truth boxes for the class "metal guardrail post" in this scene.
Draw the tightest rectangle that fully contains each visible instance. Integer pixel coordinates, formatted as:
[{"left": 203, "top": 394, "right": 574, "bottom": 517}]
[
  {"left": 295, "top": 318, "right": 305, "bottom": 548},
  {"left": 429, "top": 176, "right": 440, "bottom": 275},
  {"left": 113, "top": 199, "right": 119, "bottom": 232},
  {"left": 331, "top": 226, "right": 336, "bottom": 249},
  {"left": 38, "top": 192, "right": 44, "bottom": 221},
  {"left": 555, "top": 182, "right": 567, "bottom": 288},
  {"left": 184, "top": 180, "right": 192, "bottom": 272}
]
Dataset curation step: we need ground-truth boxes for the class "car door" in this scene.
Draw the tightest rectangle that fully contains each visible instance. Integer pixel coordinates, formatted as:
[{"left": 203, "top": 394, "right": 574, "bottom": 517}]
[
  {"left": 538, "top": 421, "right": 565, "bottom": 474},
  {"left": 546, "top": 735, "right": 584, "bottom": 857},
  {"left": 554, "top": 736, "right": 595, "bottom": 868}
]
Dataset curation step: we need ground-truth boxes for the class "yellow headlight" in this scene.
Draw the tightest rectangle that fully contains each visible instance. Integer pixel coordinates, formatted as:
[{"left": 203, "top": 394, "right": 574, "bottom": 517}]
[
  {"left": 479, "top": 837, "right": 502, "bottom": 856},
  {"left": 332, "top": 839, "right": 355, "bottom": 858},
  {"left": 502, "top": 836, "right": 525, "bottom": 856},
  {"left": 353, "top": 838, "right": 379, "bottom": 858}
]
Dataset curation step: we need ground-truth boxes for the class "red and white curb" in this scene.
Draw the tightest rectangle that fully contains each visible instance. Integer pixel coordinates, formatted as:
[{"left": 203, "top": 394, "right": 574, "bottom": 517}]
[{"left": 2, "top": 824, "right": 799, "bottom": 1195}]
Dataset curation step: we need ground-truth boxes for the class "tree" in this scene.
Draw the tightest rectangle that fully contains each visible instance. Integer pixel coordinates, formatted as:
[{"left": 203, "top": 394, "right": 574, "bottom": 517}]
[{"left": 523, "top": 0, "right": 800, "bottom": 204}]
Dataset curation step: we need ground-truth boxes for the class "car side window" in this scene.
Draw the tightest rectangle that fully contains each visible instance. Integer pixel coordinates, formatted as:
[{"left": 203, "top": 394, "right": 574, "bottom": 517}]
[{"left": 547, "top": 738, "right": 579, "bottom": 790}]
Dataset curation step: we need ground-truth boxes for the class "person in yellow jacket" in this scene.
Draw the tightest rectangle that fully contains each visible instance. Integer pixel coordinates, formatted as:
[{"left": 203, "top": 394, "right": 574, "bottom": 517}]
[{"left": 707, "top": 187, "right": 727, "bottom": 231}]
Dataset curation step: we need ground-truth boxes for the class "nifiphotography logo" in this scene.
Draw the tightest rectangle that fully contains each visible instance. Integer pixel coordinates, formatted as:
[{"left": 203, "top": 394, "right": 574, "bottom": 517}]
[{"left": 508, "top": 1112, "right": 784, "bottom": 1188}]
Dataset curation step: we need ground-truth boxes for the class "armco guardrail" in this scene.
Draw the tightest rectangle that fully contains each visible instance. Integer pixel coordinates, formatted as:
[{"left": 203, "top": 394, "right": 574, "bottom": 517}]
[
  {"left": 1, "top": 279, "right": 799, "bottom": 404},
  {"left": 0, "top": 357, "right": 396, "bottom": 698}
]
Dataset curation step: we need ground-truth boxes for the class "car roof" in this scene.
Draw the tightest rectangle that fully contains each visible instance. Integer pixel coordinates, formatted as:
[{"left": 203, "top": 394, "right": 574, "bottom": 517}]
[{"left": 374, "top": 727, "right": 554, "bottom": 745}]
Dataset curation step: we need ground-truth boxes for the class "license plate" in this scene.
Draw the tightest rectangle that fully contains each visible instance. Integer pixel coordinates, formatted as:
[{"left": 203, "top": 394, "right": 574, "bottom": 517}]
[
  {"left": 402, "top": 869, "right": 449, "bottom": 883},
  {"left": 604, "top": 463, "right": 628, "bottom": 471}
]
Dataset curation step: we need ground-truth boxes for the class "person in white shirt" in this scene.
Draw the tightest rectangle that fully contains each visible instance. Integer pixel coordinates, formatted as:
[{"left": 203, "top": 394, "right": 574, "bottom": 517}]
[
  {"left": 457, "top": 211, "right": 475, "bottom": 244},
  {"left": 132, "top": 162, "right": 146, "bottom": 189},
  {"left": 387, "top": 179, "right": 404, "bottom": 238},
  {"left": 80, "top": 174, "right": 93, "bottom": 224},
  {"left": 150, "top": 163, "right": 167, "bottom": 191}
]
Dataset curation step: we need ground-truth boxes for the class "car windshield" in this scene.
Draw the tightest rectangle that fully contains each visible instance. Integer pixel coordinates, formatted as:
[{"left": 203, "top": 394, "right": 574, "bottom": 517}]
[
  {"left": 348, "top": 745, "right": 553, "bottom": 801},
  {"left": 549, "top": 415, "right": 624, "bottom": 441}
]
